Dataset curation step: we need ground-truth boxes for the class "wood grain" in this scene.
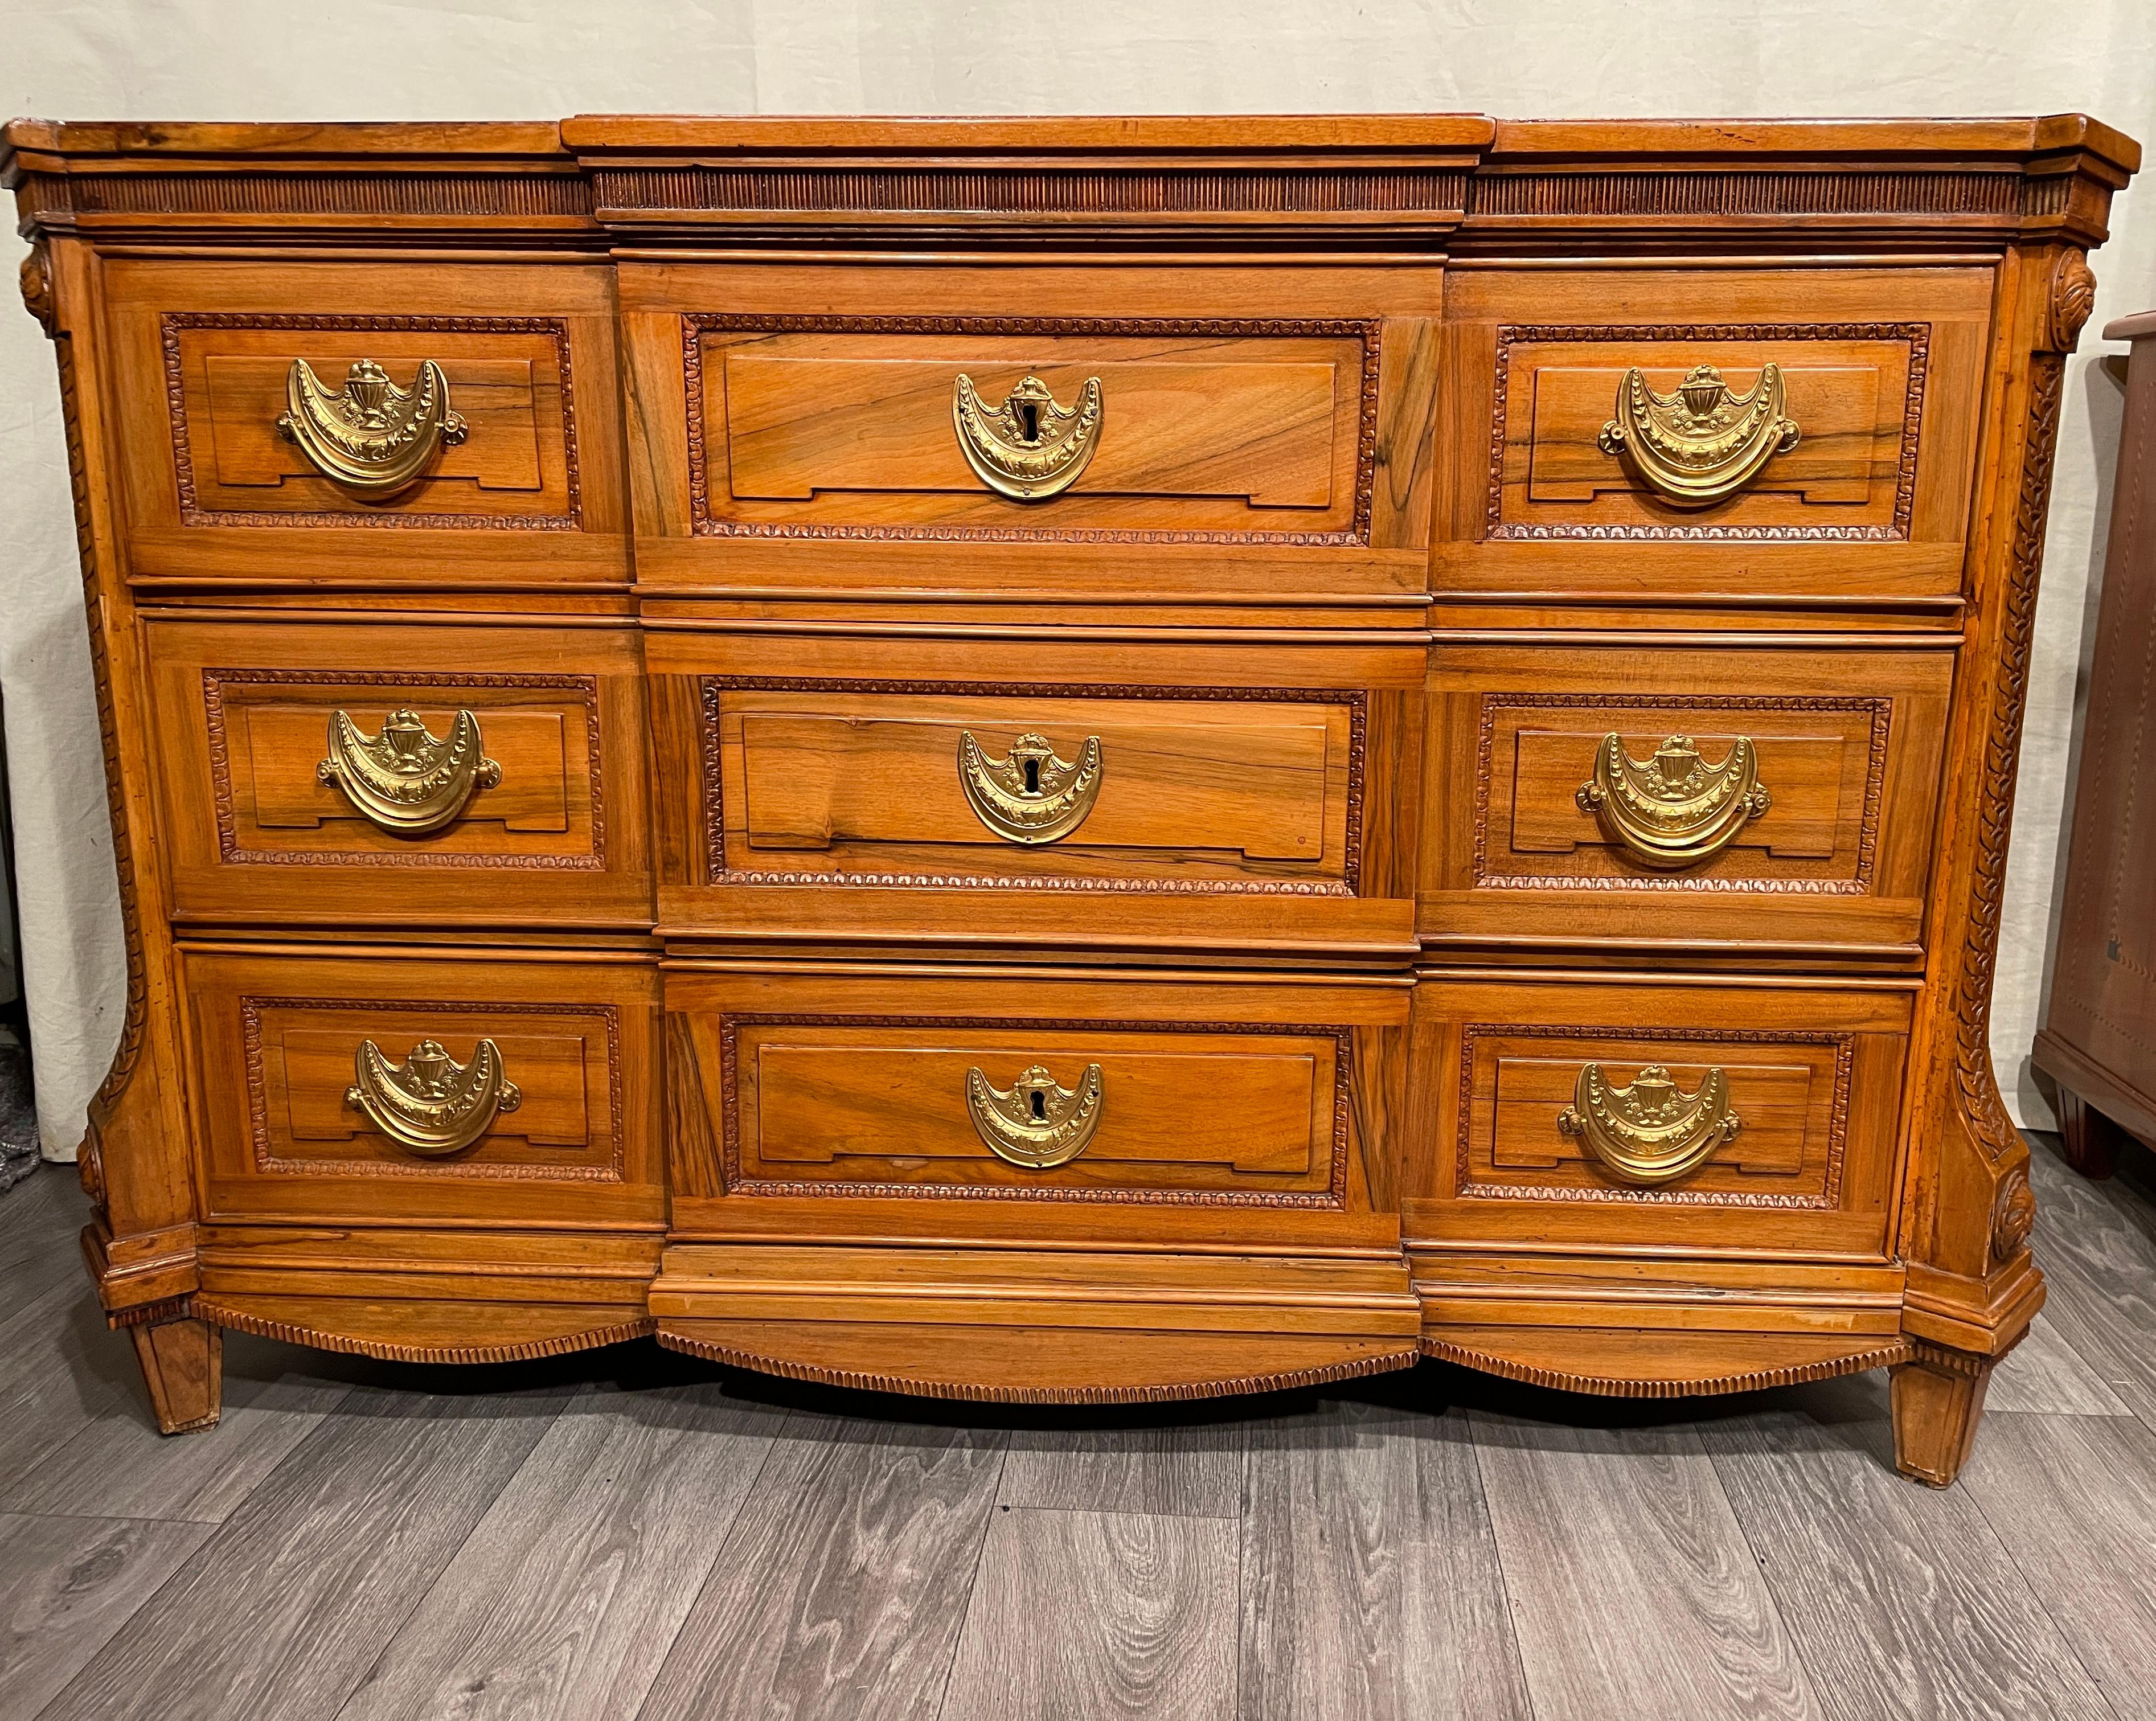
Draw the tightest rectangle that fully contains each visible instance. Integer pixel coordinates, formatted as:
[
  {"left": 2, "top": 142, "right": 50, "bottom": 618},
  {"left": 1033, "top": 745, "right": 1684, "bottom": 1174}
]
[
  {"left": 334, "top": 1378, "right": 780, "bottom": 1721},
  {"left": 999, "top": 1417, "right": 1244, "bottom": 1519},
  {"left": 1473, "top": 1410, "right": 1824, "bottom": 1721},
  {"left": 1240, "top": 1394, "right": 1530, "bottom": 1720},
  {"left": 636, "top": 1413, "right": 1005, "bottom": 1721},
  {"left": 0, "top": 1514, "right": 214, "bottom": 1721},
  {"left": 940, "top": 1507, "right": 1238, "bottom": 1721},
  {"left": 38, "top": 1381, "right": 568, "bottom": 1721},
  {"left": 2019, "top": 1144, "right": 2156, "bottom": 1425},
  {"left": 1703, "top": 1376, "right": 2113, "bottom": 1720}
]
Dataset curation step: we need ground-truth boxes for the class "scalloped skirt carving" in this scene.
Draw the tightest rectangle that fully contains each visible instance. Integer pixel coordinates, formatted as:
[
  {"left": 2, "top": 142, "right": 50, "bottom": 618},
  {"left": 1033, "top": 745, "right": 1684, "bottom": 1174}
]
[
  {"left": 192, "top": 1296, "right": 655, "bottom": 1365},
  {"left": 1421, "top": 1326, "right": 1916, "bottom": 1398}
]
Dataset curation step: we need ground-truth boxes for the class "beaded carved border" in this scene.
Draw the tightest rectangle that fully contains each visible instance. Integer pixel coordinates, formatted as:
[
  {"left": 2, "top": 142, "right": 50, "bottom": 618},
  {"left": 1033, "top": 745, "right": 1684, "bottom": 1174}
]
[
  {"left": 681, "top": 312, "right": 1381, "bottom": 546},
  {"left": 699, "top": 676, "right": 1364, "bottom": 895},
  {"left": 240, "top": 996, "right": 624, "bottom": 1182},
  {"left": 1485, "top": 322, "right": 1930, "bottom": 542},
  {"left": 1469, "top": 693, "right": 1892, "bottom": 894},
  {"left": 1452, "top": 1022, "right": 1855, "bottom": 1209},
  {"left": 161, "top": 312, "right": 582, "bottom": 531},
  {"left": 718, "top": 1013, "right": 1352, "bottom": 1207},
  {"left": 201, "top": 669, "right": 606, "bottom": 871}
]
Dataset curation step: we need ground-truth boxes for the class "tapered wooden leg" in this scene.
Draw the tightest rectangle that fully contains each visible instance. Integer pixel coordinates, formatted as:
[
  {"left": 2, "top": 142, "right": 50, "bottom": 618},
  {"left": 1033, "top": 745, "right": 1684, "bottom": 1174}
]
[
  {"left": 128, "top": 1318, "right": 223, "bottom": 1435},
  {"left": 2056, "top": 1088, "right": 2125, "bottom": 1180},
  {"left": 1891, "top": 1343, "right": 1993, "bottom": 1486}
]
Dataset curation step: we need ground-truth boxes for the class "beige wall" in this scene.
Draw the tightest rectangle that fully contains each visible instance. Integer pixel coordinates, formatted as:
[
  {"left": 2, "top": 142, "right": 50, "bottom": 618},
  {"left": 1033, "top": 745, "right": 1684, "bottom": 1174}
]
[{"left": 2, "top": 0, "right": 2149, "bottom": 1154}]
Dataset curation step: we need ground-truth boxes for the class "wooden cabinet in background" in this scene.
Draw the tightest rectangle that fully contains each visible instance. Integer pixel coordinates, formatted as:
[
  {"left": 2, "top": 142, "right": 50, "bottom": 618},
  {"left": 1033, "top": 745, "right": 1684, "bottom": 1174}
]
[
  {"left": 2036, "top": 309, "right": 2156, "bottom": 1178},
  {"left": 5, "top": 110, "right": 2137, "bottom": 1488}
]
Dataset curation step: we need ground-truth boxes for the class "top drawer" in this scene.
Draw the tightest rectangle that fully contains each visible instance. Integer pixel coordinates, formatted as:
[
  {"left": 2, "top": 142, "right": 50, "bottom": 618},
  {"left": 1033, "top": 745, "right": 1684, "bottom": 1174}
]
[
  {"left": 618, "top": 261, "right": 1442, "bottom": 604},
  {"left": 103, "top": 260, "right": 628, "bottom": 586},
  {"left": 1437, "top": 267, "right": 1993, "bottom": 608}
]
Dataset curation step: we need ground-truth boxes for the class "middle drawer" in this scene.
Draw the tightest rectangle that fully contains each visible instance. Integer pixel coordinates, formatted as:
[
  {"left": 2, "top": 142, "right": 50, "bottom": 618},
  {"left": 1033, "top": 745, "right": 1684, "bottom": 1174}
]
[{"left": 646, "top": 629, "right": 1422, "bottom": 957}]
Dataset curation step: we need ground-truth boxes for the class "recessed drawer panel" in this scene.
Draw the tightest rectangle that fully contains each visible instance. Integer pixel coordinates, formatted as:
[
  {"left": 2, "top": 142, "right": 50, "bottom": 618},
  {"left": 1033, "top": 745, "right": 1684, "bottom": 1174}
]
[
  {"left": 1421, "top": 642, "right": 1953, "bottom": 960},
  {"left": 146, "top": 620, "right": 651, "bottom": 929},
  {"left": 183, "top": 947, "right": 662, "bottom": 1227},
  {"left": 666, "top": 966, "right": 1408, "bottom": 1211},
  {"left": 648, "top": 630, "right": 1421, "bottom": 956},
  {"left": 618, "top": 260, "right": 1442, "bottom": 601},
  {"left": 104, "top": 259, "right": 627, "bottom": 584},
  {"left": 1437, "top": 267, "right": 1991, "bottom": 604},
  {"left": 1404, "top": 975, "right": 1911, "bottom": 1259}
]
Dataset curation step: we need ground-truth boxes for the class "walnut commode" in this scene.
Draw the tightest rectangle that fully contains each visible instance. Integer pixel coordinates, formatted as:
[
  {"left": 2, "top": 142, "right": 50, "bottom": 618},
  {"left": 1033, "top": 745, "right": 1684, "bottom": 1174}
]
[{"left": 6, "top": 112, "right": 2134, "bottom": 1484}]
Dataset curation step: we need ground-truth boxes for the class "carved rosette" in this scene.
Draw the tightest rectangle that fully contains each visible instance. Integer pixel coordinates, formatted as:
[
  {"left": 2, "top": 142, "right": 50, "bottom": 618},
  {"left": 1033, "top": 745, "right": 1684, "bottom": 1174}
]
[
  {"left": 19, "top": 243, "right": 56, "bottom": 337},
  {"left": 2048, "top": 250, "right": 2097, "bottom": 355},
  {"left": 1990, "top": 1165, "right": 2036, "bottom": 1263}
]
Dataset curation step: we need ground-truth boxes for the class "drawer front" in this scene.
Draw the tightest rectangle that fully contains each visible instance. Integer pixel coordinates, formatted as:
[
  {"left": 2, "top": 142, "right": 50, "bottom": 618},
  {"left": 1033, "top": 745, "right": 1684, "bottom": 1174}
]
[
  {"left": 105, "top": 259, "right": 626, "bottom": 583},
  {"left": 665, "top": 968, "right": 1407, "bottom": 1211},
  {"left": 147, "top": 621, "right": 651, "bottom": 928},
  {"left": 649, "top": 631, "right": 1420, "bottom": 954},
  {"left": 185, "top": 948, "right": 662, "bottom": 1226},
  {"left": 1405, "top": 976, "right": 1910, "bottom": 1258},
  {"left": 1438, "top": 267, "right": 1991, "bottom": 602},
  {"left": 620, "top": 261, "right": 1440, "bottom": 599},
  {"left": 1421, "top": 643, "right": 1952, "bottom": 958}
]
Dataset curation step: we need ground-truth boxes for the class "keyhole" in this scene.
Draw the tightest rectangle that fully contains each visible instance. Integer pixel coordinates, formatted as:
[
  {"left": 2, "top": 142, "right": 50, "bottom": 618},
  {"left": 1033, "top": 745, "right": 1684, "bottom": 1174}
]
[
  {"left": 1022, "top": 756, "right": 1042, "bottom": 794},
  {"left": 1014, "top": 398, "right": 1041, "bottom": 442},
  {"left": 1030, "top": 1090, "right": 1047, "bottom": 1121}
]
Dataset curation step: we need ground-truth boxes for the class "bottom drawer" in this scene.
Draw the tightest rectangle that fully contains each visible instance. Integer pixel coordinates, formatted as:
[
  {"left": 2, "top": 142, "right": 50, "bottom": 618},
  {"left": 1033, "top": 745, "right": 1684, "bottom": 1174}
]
[
  {"left": 184, "top": 945, "right": 663, "bottom": 1227},
  {"left": 664, "top": 965, "right": 1408, "bottom": 1216},
  {"left": 1404, "top": 973, "right": 1912, "bottom": 1259}
]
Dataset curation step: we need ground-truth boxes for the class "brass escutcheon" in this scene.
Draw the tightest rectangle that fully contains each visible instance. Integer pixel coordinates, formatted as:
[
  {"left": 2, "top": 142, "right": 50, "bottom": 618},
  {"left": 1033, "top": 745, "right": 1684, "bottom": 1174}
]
[
  {"left": 1597, "top": 362, "right": 1801, "bottom": 507},
  {"left": 957, "top": 730, "right": 1104, "bottom": 845},
  {"left": 1577, "top": 733, "right": 1772, "bottom": 868},
  {"left": 345, "top": 1036, "right": 521, "bottom": 1157},
  {"left": 965, "top": 1062, "right": 1105, "bottom": 1169},
  {"left": 1557, "top": 1063, "right": 1741, "bottom": 1186},
  {"left": 318, "top": 707, "right": 502, "bottom": 836},
  {"left": 278, "top": 357, "right": 468, "bottom": 497},
  {"left": 952, "top": 372, "right": 1104, "bottom": 500}
]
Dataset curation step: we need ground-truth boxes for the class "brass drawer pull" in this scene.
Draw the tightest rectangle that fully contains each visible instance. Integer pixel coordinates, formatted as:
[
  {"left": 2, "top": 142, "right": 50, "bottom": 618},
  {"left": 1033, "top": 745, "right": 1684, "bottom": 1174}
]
[
  {"left": 953, "top": 372, "right": 1104, "bottom": 500},
  {"left": 278, "top": 357, "right": 468, "bottom": 496},
  {"left": 958, "top": 730, "right": 1104, "bottom": 845},
  {"left": 346, "top": 1036, "right": 521, "bottom": 1157},
  {"left": 1577, "top": 733, "right": 1771, "bottom": 868},
  {"left": 966, "top": 1062, "right": 1105, "bottom": 1169},
  {"left": 318, "top": 707, "right": 502, "bottom": 835},
  {"left": 1597, "top": 362, "right": 1801, "bottom": 507},
  {"left": 1558, "top": 1063, "right": 1741, "bottom": 1186}
]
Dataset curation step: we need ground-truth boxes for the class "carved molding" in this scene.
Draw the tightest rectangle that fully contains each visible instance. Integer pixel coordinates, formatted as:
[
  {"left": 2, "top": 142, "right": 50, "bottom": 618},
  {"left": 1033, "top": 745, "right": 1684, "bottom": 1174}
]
[
  {"left": 1421, "top": 1335, "right": 1916, "bottom": 1397},
  {"left": 1953, "top": 345, "right": 2068, "bottom": 1169},
  {"left": 2047, "top": 250, "right": 2098, "bottom": 354},
  {"left": 657, "top": 1328, "right": 1420, "bottom": 1403},
  {"left": 240, "top": 997, "right": 624, "bottom": 1182},
  {"left": 681, "top": 313, "right": 1382, "bottom": 547},
  {"left": 160, "top": 313, "right": 582, "bottom": 531},
  {"left": 1487, "top": 322, "right": 1930, "bottom": 542},
  {"left": 714, "top": 1012, "right": 1354, "bottom": 1207},
  {"left": 1453, "top": 1022, "right": 1855, "bottom": 1208},
  {"left": 196, "top": 1301, "right": 654, "bottom": 1364},
  {"left": 73, "top": 170, "right": 593, "bottom": 222},
  {"left": 1469, "top": 169, "right": 2020, "bottom": 222},
  {"left": 200, "top": 668, "right": 606, "bottom": 871},
  {"left": 1470, "top": 692, "right": 1892, "bottom": 894},
  {"left": 698, "top": 675, "right": 1364, "bottom": 896},
  {"left": 18, "top": 243, "right": 55, "bottom": 336}
]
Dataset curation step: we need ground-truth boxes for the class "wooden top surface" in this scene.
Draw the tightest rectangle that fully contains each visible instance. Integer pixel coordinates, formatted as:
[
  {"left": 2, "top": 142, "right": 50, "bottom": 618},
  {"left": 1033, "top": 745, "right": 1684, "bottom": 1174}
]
[{"left": 4, "top": 113, "right": 2137, "bottom": 169}]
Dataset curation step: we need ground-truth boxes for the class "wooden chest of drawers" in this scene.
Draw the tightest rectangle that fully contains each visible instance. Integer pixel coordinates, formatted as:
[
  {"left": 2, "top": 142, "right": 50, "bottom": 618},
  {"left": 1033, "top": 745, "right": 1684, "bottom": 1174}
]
[{"left": 6, "top": 111, "right": 2135, "bottom": 1482}]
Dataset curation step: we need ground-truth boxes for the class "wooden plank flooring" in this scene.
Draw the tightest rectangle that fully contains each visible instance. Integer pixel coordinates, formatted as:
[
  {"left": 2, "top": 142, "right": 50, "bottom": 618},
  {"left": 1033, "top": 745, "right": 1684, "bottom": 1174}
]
[{"left": 1, "top": 1131, "right": 2153, "bottom": 1719}]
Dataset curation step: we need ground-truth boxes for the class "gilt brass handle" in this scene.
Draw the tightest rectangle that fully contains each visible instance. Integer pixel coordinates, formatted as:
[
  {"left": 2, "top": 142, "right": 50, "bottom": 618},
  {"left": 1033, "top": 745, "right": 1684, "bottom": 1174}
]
[
  {"left": 278, "top": 358, "right": 468, "bottom": 496},
  {"left": 958, "top": 731, "right": 1104, "bottom": 845},
  {"left": 953, "top": 372, "right": 1104, "bottom": 500},
  {"left": 318, "top": 707, "right": 502, "bottom": 836},
  {"left": 1557, "top": 1063, "right": 1740, "bottom": 1186},
  {"left": 965, "top": 1062, "right": 1105, "bottom": 1169},
  {"left": 345, "top": 1036, "right": 521, "bottom": 1157},
  {"left": 1576, "top": 734, "right": 1771, "bottom": 870},
  {"left": 1597, "top": 363, "right": 1801, "bottom": 507}
]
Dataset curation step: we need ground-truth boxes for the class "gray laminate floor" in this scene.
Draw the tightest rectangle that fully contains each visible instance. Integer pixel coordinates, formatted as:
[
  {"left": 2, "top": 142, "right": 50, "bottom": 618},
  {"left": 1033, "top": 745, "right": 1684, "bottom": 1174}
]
[{"left": 5, "top": 1133, "right": 2156, "bottom": 1720}]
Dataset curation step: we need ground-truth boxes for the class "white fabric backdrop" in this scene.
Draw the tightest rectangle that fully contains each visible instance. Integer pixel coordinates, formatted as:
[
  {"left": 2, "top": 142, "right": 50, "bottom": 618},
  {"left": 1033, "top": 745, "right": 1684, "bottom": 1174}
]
[{"left": 3, "top": 0, "right": 2150, "bottom": 1157}]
